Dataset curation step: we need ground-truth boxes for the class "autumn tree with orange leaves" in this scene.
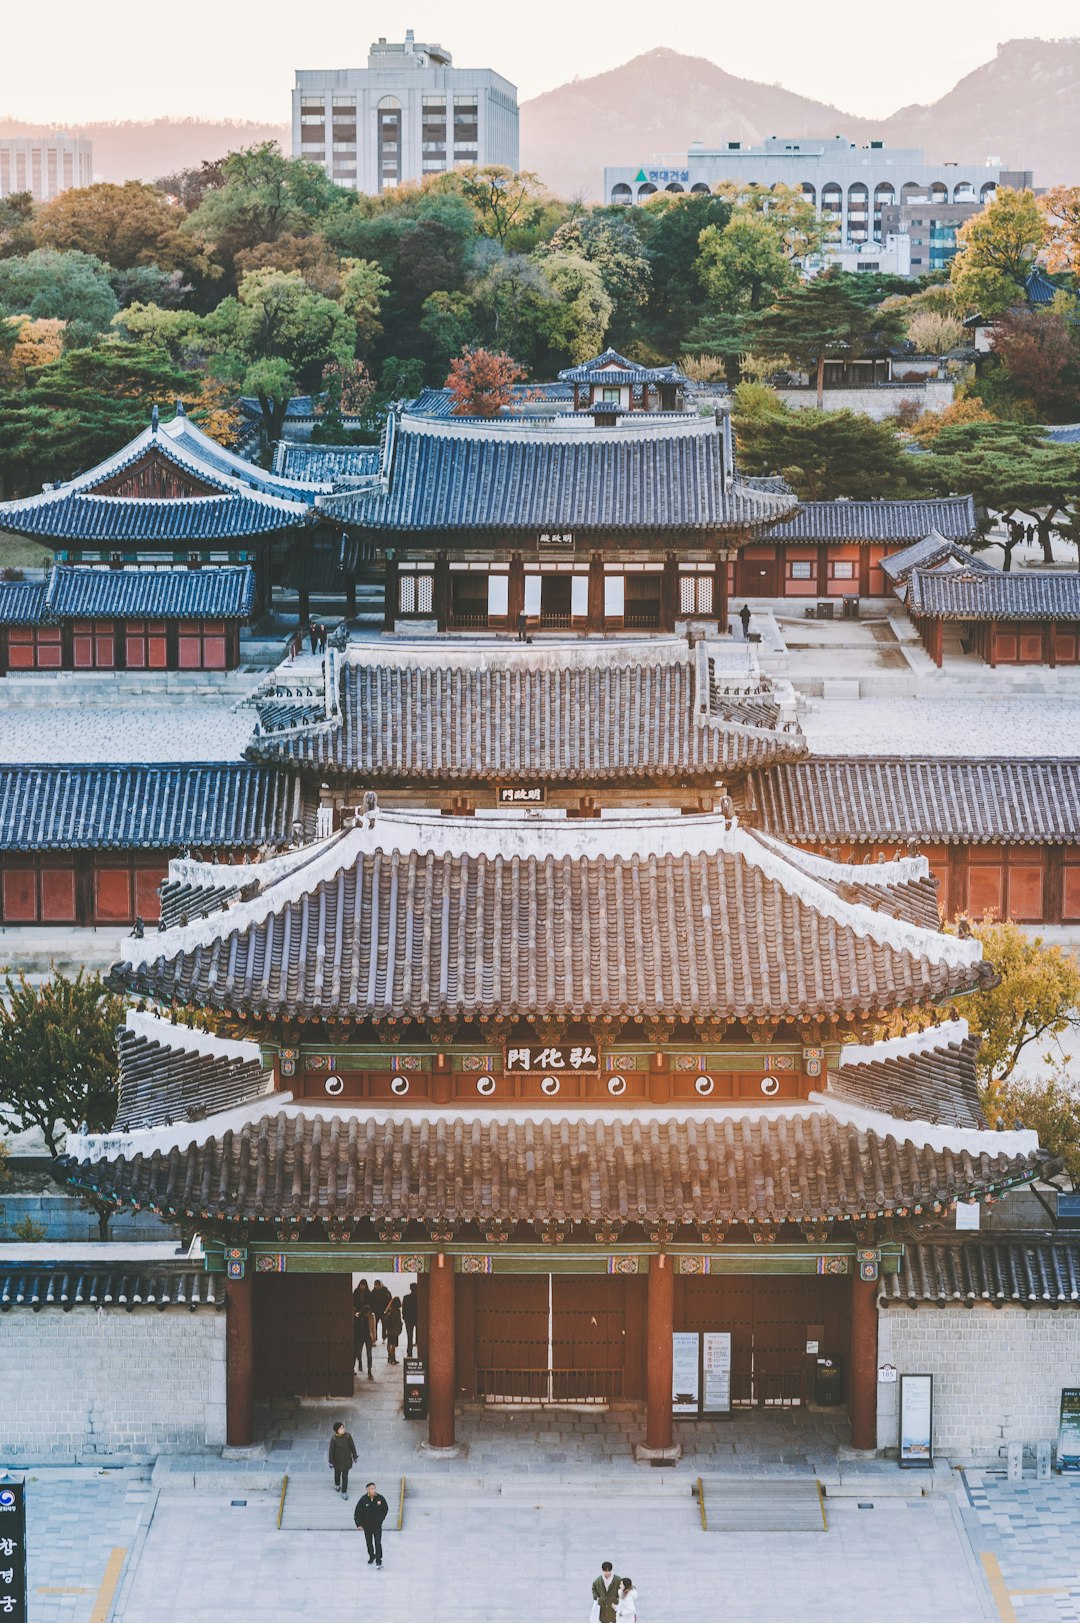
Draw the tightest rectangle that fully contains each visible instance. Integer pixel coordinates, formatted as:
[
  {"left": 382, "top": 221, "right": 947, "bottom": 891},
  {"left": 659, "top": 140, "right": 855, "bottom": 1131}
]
[{"left": 445, "top": 347, "right": 526, "bottom": 416}]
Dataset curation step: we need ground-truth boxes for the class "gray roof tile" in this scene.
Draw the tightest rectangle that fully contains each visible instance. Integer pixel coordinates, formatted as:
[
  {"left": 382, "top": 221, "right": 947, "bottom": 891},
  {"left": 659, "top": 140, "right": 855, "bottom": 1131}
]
[{"left": 907, "top": 567, "right": 1080, "bottom": 620}]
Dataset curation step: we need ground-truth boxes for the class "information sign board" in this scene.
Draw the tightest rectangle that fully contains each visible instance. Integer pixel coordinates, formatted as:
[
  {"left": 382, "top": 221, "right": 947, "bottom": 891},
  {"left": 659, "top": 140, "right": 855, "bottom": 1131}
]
[
  {"left": 702, "top": 1332, "right": 732, "bottom": 1416},
  {"left": 1058, "top": 1388, "right": 1080, "bottom": 1470},
  {"left": 898, "top": 1373, "right": 934, "bottom": 1468},
  {"left": 0, "top": 1480, "right": 27, "bottom": 1623},
  {"left": 672, "top": 1332, "right": 700, "bottom": 1415}
]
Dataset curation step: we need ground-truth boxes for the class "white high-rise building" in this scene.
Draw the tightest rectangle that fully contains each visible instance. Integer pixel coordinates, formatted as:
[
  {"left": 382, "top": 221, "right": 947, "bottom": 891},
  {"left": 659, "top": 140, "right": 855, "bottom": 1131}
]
[
  {"left": 0, "top": 135, "right": 93, "bottom": 202},
  {"left": 293, "top": 31, "right": 519, "bottom": 193}
]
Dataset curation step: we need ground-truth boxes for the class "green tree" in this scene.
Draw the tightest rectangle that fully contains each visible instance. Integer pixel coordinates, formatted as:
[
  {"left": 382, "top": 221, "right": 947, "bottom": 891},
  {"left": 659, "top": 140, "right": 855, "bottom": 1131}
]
[
  {"left": 540, "top": 252, "right": 613, "bottom": 363},
  {"left": 183, "top": 143, "right": 343, "bottom": 270},
  {"left": 538, "top": 212, "right": 651, "bottom": 345},
  {"left": 636, "top": 191, "right": 733, "bottom": 353},
  {"left": 0, "top": 971, "right": 125, "bottom": 1157},
  {"left": 960, "top": 919, "right": 1080, "bottom": 1116},
  {"left": 753, "top": 269, "right": 908, "bottom": 407},
  {"left": 735, "top": 404, "right": 911, "bottom": 499},
  {"left": 989, "top": 303, "right": 1080, "bottom": 425},
  {"left": 0, "top": 192, "right": 36, "bottom": 260},
  {"left": 338, "top": 258, "right": 390, "bottom": 356},
  {"left": 991, "top": 1071, "right": 1080, "bottom": 1183},
  {"left": 34, "top": 180, "right": 196, "bottom": 272},
  {"left": 0, "top": 249, "right": 119, "bottom": 333},
  {"left": 950, "top": 187, "right": 1046, "bottom": 317},
  {"left": 419, "top": 289, "right": 478, "bottom": 374},
  {"left": 469, "top": 253, "right": 556, "bottom": 369},
  {"left": 456, "top": 166, "right": 548, "bottom": 247},
  {"left": 697, "top": 212, "right": 796, "bottom": 314},
  {"left": 712, "top": 182, "right": 826, "bottom": 263},
  {"left": 918, "top": 422, "right": 1080, "bottom": 565}
]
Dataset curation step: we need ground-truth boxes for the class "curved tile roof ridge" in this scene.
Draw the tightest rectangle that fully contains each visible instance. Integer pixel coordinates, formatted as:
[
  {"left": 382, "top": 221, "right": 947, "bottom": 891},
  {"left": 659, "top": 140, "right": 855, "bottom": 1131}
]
[
  {"left": 123, "top": 1008, "right": 263, "bottom": 1064},
  {"left": 118, "top": 806, "right": 983, "bottom": 978}
]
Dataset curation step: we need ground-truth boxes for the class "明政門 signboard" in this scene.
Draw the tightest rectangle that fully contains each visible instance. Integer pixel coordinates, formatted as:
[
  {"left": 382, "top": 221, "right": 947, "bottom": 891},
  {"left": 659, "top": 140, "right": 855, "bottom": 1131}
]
[
  {"left": 504, "top": 1043, "right": 600, "bottom": 1075},
  {"left": 496, "top": 785, "right": 546, "bottom": 806},
  {"left": 898, "top": 1374, "right": 934, "bottom": 1467},
  {"left": 1058, "top": 1389, "right": 1080, "bottom": 1470},
  {"left": 672, "top": 1332, "right": 700, "bottom": 1416},
  {"left": 0, "top": 1479, "right": 27, "bottom": 1622}
]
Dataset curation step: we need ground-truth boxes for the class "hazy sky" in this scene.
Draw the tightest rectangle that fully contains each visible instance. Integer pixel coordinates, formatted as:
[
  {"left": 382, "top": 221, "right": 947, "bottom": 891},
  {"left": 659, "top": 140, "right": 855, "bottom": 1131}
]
[{"left": 0, "top": 1, "right": 1076, "bottom": 123}]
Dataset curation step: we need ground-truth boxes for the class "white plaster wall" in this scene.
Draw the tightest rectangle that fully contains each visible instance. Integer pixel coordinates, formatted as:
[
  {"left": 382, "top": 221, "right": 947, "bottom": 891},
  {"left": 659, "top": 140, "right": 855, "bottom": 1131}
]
[
  {"left": 877, "top": 1305, "right": 1080, "bottom": 1464},
  {"left": 0, "top": 1309, "right": 226, "bottom": 1461}
]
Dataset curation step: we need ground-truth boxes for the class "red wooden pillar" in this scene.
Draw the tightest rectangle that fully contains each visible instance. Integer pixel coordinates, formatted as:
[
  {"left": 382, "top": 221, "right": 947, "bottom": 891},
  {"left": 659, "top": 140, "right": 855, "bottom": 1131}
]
[
  {"left": 226, "top": 1272, "right": 254, "bottom": 1448},
  {"left": 1046, "top": 620, "right": 1057, "bottom": 669},
  {"left": 848, "top": 1274, "right": 878, "bottom": 1451},
  {"left": 646, "top": 1253, "right": 674, "bottom": 1451},
  {"left": 588, "top": 553, "right": 605, "bottom": 631},
  {"left": 507, "top": 552, "right": 525, "bottom": 626},
  {"left": 428, "top": 1254, "right": 456, "bottom": 1448},
  {"left": 660, "top": 552, "right": 679, "bottom": 632},
  {"left": 383, "top": 556, "right": 399, "bottom": 632},
  {"left": 713, "top": 553, "right": 728, "bottom": 633},
  {"left": 416, "top": 1271, "right": 430, "bottom": 1361},
  {"left": 988, "top": 623, "right": 998, "bottom": 669}
]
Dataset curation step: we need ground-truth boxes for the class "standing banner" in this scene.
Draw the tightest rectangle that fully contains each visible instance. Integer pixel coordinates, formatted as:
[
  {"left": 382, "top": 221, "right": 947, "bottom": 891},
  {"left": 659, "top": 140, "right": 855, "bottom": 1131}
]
[
  {"left": 898, "top": 1374, "right": 934, "bottom": 1468},
  {"left": 1057, "top": 1389, "right": 1080, "bottom": 1470},
  {"left": 672, "top": 1332, "right": 700, "bottom": 1416},
  {"left": 0, "top": 1479, "right": 27, "bottom": 1623},
  {"left": 702, "top": 1332, "right": 732, "bottom": 1416}
]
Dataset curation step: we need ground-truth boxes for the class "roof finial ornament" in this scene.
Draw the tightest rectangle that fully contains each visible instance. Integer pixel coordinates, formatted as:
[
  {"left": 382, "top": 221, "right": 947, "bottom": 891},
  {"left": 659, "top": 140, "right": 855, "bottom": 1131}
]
[
  {"left": 176, "top": 398, "right": 186, "bottom": 417},
  {"left": 151, "top": 403, "right": 159, "bottom": 434}
]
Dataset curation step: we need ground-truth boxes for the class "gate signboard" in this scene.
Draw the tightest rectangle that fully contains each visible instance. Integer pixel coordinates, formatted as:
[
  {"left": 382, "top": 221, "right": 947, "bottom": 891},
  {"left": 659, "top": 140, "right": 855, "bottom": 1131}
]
[
  {"left": 898, "top": 1374, "right": 934, "bottom": 1468},
  {"left": 702, "top": 1331, "right": 732, "bottom": 1416},
  {"left": 672, "top": 1332, "right": 700, "bottom": 1415},
  {"left": 0, "top": 1479, "right": 27, "bottom": 1623},
  {"left": 1057, "top": 1388, "right": 1080, "bottom": 1470}
]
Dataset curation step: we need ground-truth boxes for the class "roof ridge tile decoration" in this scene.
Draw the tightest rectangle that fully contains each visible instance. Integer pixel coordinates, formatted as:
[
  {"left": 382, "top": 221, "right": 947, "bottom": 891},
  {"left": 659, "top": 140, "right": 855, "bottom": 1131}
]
[
  {"left": 115, "top": 1015, "right": 273, "bottom": 1132},
  {"left": 0, "top": 762, "right": 303, "bottom": 851},
  {"left": 246, "top": 641, "right": 808, "bottom": 779},
  {"left": 881, "top": 531, "right": 1000, "bottom": 586},
  {"left": 319, "top": 413, "right": 795, "bottom": 533},
  {"left": 763, "top": 497, "right": 976, "bottom": 544},
  {"left": 907, "top": 566, "right": 1080, "bottom": 620},
  {"left": 830, "top": 1023, "right": 985, "bottom": 1130},
  {"left": 746, "top": 757, "right": 1080, "bottom": 845},
  {"left": 882, "top": 1238, "right": 1080, "bottom": 1306},
  {"left": 111, "top": 809, "right": 990, "bottom": 1024},
  {"left": 0, "top": 1262, "right": 221, "bottom": 1310},
  {"left": 59, "top": 1110, "right": 1043, "bottom": 1227}
]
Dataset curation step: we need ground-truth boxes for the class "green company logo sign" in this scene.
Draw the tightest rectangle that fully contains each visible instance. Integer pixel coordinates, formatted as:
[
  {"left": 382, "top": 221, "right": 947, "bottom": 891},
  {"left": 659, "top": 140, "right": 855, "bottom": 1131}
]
[{"left": 634, "top": 169, "right": 649, "bottom": 183}]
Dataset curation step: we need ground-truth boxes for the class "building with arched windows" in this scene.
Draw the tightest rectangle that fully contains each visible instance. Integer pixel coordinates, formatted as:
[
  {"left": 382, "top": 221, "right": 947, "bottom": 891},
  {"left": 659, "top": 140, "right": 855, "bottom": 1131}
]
[
  {"left": 604, "top": 138, "right": 1032, "bottom": 270},
  {"left": 293, "top": 32, "right": 518, "bottom": 193}
]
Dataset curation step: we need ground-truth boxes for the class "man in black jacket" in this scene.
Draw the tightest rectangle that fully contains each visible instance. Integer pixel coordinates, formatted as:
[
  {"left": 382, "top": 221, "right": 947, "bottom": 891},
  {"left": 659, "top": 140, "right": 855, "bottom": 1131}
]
[
  {"left": 328, "top": 1422, "right": 357, "bottom": 1497},
  {"left": 354, "top": 1481, "right": 389, "bottom": 1567}
]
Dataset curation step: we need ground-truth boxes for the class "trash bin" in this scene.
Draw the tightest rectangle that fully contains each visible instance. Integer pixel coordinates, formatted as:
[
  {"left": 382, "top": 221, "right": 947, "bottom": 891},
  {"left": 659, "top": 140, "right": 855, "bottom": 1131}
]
[
  {"left": 842, "top": 596, "right": 860, "bottom": 621},
  {"left": 814, "top": 1356, "right": 844, "bottom": 1406},
  {"left": 816, "top": 600, "right": 834, "bottom": 621},
  {"left": 403, "top": 1356, "right": 428, "bottom": 1420}
]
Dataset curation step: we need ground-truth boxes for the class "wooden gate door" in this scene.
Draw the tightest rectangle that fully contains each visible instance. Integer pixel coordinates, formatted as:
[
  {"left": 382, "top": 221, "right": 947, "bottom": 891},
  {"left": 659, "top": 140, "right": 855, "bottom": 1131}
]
[
  {"left": 473, "top": 1276, "right": 548, "bottom": 1399},
  {"left": 551, "top": 1276, "right": 630, "bottom": 1402},
  {"left": 253, "top": 1274, "right": 355, "bottom": 1399},
  {"left": 677, "top": 1276, "right": 849, "bottom": 1407}
]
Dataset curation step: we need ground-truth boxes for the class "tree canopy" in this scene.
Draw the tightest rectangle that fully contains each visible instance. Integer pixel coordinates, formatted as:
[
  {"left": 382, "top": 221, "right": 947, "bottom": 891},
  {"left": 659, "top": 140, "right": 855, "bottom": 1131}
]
[{"left": 0, "top": 971, "right": 125, "bottom": 1156}]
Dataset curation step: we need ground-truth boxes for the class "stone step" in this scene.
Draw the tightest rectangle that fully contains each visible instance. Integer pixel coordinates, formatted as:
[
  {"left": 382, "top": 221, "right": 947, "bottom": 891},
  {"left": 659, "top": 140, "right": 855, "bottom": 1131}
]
[{"left": 696, "top": 1476, "right": 827, "bottom": 1531}]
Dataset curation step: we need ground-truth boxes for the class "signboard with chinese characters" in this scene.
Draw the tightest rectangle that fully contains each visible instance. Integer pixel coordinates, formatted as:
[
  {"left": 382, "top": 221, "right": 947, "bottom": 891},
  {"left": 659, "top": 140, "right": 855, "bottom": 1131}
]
[
  {"left": 504, "top": 1042, "right": 600, "bottom": 1075},
  {"left": 0, "top": 1480, "right": 27, "bottom": 1623},
  {"left": 538, "top": 531, "right": 575, "bottom": 551},
  {"left": 496, "top": 784, "right": 546, "bottom": 806},
  {"left": 1058, "top": 1388, "right": 1080, "bottom": 1470},
  {"left": 702, "top": 1332, "right": 732, "bottom": 1416},
  {"left": 898, "top": 1373, "right": 934, "bottom": 1468},
  {"left": 672, "top": 1332, "right": 700, "bottom": 1416}
]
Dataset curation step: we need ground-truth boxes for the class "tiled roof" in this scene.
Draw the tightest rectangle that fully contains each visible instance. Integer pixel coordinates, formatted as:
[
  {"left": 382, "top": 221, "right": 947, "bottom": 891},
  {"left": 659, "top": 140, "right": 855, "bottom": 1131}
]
[
  {"left": 0, "top": 492, "right": 302, "bottom": 542},
  {"left": 60, "top": 1110, "right": 1042, "bottom": 1227},
  {"left": 115, "top": 1013, "right": 273, "bottom": 1132},
  {"left": 880, "top": 531, "right": 998, "bottom": 586},
  {"left": 907, "top": 567, "right": 1080, "bottom": 621},
  {"left": 831, "top": 1022, "right": 985, "bottom": 1129},
  {"left": 271, "top": 442, "right": 381, "bottom": 483},
  {"left": 0, "top": 763, "right": 303, "bottom": 851},
  {"left": 110, "top": 811, "right": 991, "bottom": 1025},
  {"left": 881, "top": 1239, "right": 1080, "bottom": 1307},
  {"left": 43, "top": 564, "right": 255, "bottom": 620},
  {"left": 1044, "top": 424, "right": 1080, "bottom": 445},
  {"left": 1026, "top": 268, "right": 1078, "bottom": 307},
  {"left": 745, "top": 757, "right": 1080, "bottom": 845},
  {"left": 320, "top": 414, "right": 795, "bottom": 534},
  {"left": 246, "top": 643, "right": 809, "bottom": 782},
  {"left": 0, "top": 580, "right": 48, "bottom": 625},
  {"left": 763, "top": 497, "right": 977, "bottom": 544},
  {"left": 0, "top": 1263, "right": 222, "bottom": 1310},
  {"left": 558, "top": 349, "right": 688, "bottom": 386}
]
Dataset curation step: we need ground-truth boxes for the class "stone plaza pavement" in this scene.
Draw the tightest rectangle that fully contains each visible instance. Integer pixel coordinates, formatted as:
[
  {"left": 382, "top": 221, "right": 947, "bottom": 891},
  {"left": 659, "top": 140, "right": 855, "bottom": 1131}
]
[{"left": 22, "top": 1348, "right": 1077, "bottom": 1623}]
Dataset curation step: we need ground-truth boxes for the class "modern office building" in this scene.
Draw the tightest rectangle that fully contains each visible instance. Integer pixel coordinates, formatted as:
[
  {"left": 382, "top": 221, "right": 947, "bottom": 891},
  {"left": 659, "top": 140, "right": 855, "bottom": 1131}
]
[
  {"left": 604, "top": 136, "right": 1031, "bottom": 251},
  {"left": 0, "top": 135, "right": 92, "bottom": 202},
  {"left": 877, "top": 198, "right": 980, "bottom": 273},
  {"left": 293, "top": 31, "right": 518, "bottom": 193}
]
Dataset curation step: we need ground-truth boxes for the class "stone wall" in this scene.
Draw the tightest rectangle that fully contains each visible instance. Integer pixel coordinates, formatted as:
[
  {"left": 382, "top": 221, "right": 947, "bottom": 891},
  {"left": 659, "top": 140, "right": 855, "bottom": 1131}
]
[
  {"left": 776, "top": 380, "right": 955, "bottom": 421},
  {"left": 877, "top": 1305, "right": 1080, "bottom": 1464},
  {"left": 0, "top": 1192, "right": 178, "bottom": 1243},
  {"left": 0, "top": 1309, "right": 226, "bottom": 1462}
]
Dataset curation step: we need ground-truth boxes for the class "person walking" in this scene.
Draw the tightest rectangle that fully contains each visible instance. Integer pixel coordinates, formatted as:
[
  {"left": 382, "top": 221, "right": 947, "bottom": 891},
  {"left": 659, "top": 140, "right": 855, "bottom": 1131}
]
[
  {"left": 354, "top": 1481, "right": 389, "bottom": 1568},
  {"left": 739, "top": 603, "right": 751, "bottom": 640},
  {"left": 591, "top": 1562, "right": 622, "bottom": 1623},
  {"left": 1025, "top": 522, "right": 1036, "bottom": 546},
  {"left": 383, "top": 1295, "right": 403, "bottom": 1365},
  {"left": 328, "top": 1421, "right": 357, "bottom": 1498},
  {"left": 308, "top": 621, "right": 319, "bottom": 655},
  {"left": 354, "top": 1303, "right": 374, "bottom": 1379},
  {"left": 517, "top": 607, "right": 528, "bottom": 642},
  {"left": 370, "top": 1279, "right": 391, "bottom": 1340},
  {"left": 316, "top": 621, "right": 328, "bottom": 652},
  {"left": 615, "top": 1578, "right": 638, "bottom": 1622},
  {"left": 402, "top": 1282, "right": 418, "bottom": 1357}
]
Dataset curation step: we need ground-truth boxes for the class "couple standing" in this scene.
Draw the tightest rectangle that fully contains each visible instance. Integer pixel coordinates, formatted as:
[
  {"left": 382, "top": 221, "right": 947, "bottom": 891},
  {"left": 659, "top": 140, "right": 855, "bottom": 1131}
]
[{"left": 592, "top": 1562, "right": 638, "bottom": 1622}]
